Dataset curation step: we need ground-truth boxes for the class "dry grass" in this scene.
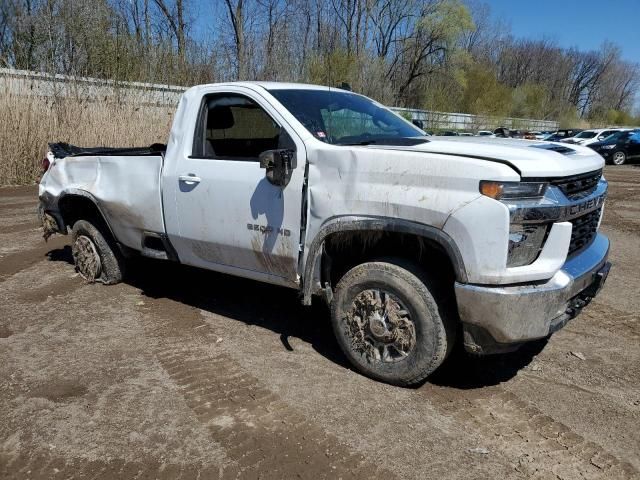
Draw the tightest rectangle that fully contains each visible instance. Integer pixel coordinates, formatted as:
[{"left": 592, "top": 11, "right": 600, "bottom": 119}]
[{"left": 0, "top": 90, "right": 174, "bottom": 185}]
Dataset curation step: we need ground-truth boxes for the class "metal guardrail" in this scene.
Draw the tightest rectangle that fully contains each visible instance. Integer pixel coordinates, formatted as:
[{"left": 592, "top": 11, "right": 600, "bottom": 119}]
[
  {"left": 0, "top": 68, "right": 185, "bottom": 106},
  {"left": 0, "top": 68, "right": 559, "bottom": 131},
  {"left": 392, "top": 107, "right": 559, "bottom": 132}
]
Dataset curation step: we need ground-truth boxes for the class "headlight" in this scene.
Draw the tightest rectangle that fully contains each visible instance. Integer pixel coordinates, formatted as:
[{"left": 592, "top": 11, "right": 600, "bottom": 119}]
[
  {"left": 507, "top": 224, "right": 549, "bottom": 267},
  {"left": 600, "top": 144, "right": 616, "bottom": 150},
  {"left": 480, "top": 181, "right": 548, "bottom": 200}
]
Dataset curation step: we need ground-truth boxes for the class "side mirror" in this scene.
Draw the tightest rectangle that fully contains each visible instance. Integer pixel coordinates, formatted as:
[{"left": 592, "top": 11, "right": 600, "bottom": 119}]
[
  {"left": 412, "top": 119, "right": 424, "bottom": 129},
  {"left": 259, "top": 149, "right": 295, "bottom": 187}
]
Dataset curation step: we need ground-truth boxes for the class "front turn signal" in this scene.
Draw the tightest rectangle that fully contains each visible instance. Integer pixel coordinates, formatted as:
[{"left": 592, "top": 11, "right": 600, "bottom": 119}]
[{"left": 479, "top": 181, "right": 548, "bottom": 200}]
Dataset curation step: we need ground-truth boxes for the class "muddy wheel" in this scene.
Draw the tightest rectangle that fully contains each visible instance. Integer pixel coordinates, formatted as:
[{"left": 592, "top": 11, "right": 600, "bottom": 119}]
[
  {"left": 331, "top": 259, "right": 453, "bottom": 386},
  {"left": 71, "top": 220, "right": 124, "bottom": 284}
]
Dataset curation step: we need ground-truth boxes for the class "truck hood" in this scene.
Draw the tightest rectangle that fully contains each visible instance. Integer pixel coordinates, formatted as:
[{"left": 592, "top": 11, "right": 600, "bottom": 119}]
[{"left": 370, "top": 136, "right": 604, "bottom": 178}]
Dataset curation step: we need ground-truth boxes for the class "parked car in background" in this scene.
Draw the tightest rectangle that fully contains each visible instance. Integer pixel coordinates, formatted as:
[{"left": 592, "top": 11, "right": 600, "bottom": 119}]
[
  {"left": 476, "top": 130, "right": 495, "bottom": 137},
  {"left": 544, "top": 129, "right": 583, "bottom": 142},
  {"left": 459, "top": 132, "right": 473, "bottom": 136},
  {"left": 530, "top": 132, "right": 547, "bottom": 140},
  {"left": 562, "top": 128, "right": 627, "bottom": 146},
  {"left": 438, "top": 130, "right": 459, "bottom": 136},
  {"left": 589, "top": 129, "right": 640, "bottom": 165},
  {"left": 494, "top": 127, "right": 508, "bottom": 137},
  {"left": 410, "top": 119, "right": 430, "bottom": 136}
]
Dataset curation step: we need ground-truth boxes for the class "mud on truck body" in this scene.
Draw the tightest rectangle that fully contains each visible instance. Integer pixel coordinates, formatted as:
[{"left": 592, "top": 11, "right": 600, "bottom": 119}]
[{"left": 39, "top": 82, "right": 611, "bottom": 386}]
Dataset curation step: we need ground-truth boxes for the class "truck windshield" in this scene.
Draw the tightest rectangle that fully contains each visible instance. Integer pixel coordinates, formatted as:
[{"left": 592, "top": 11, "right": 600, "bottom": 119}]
[{"left": 268, "top": 88, "right": 426, "bottom": 146}]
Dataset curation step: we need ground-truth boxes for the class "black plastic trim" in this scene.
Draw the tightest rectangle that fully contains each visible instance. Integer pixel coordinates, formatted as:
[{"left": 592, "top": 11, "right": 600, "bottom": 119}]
[{"left": 301, "top": 216, "right": 467, "bottom": 305}]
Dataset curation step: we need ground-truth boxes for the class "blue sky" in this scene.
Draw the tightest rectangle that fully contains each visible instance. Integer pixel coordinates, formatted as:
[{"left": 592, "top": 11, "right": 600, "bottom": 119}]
[
  {"left": 486, "top": 0, "right": 640, "bottom": 63},
  {"left": 191, "top": 0, "right": 640, "bottom": 63}
]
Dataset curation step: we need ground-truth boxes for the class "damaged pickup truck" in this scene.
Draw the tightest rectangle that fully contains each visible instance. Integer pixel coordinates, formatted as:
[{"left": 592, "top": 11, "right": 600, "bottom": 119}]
[{"left": 39, "top": 82, "right": 611, "bottom": 386}]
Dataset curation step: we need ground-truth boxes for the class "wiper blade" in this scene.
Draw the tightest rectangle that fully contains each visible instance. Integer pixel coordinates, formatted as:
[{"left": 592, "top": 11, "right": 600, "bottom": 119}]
[
  {"left": 338, "top": 140, "right": 377, "bottom": 146},
  {"left": 336, "top": 137, "right": 429, "bottom": 147}
]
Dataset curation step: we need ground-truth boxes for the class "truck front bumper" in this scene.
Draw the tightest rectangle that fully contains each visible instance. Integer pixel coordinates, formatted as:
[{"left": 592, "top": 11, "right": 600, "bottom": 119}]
[{"left": 455, "top": 233, "right": 610, "bottom": 354}]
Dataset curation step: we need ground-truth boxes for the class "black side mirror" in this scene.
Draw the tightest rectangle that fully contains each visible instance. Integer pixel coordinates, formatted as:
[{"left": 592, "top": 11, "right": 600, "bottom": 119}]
[
  {"left": 259, "top": 149, "right": 295, "bottom": 187},
  {"left": 412, "top": 119, "right": 424, "bottom": 129}
]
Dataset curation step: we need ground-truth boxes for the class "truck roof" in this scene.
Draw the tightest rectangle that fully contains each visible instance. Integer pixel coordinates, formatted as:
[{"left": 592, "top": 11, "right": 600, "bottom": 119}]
[{"left": 187, "top": 81, "right": 355, "bottom": 92}]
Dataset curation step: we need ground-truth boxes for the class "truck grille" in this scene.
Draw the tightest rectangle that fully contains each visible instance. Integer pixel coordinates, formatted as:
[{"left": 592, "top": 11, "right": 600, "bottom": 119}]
[
  {"left": 551, "top": 169, "right": 602, "bottom": 199},
  {"left": 568, "top": 207, "right": 601, "bottom": 256}
]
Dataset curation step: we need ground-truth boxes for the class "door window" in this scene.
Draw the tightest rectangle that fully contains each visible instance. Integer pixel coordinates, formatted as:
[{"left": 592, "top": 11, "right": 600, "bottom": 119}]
[
  {"left": 598, "top": 130, "right": 616, "bottom": 140},
  {"left": 192, "top": 94, "right": 283, "bottom": 160}
]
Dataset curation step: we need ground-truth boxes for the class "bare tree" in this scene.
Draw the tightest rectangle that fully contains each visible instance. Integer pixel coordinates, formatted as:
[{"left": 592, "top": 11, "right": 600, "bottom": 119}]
[
  {"left": 0, "top": 0, "right": 637, "bottom": 121},
  {"left": 152, "top": 0, "right": 187, "bottom": 59},
  {"left": 222, "top": 0, "right": 248, "bottom": 79}
]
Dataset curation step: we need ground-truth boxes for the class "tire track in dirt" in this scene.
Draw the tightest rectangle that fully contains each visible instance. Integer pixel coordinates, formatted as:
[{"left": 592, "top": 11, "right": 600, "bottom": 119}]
[
  {"left": 0, "top": 451, "right": 226, "bottom": 479},
  {"left": 423, "top": 385, "right": 638, "bottom": 479},
  {"left": 0, "top": 221, "right": 40, "bottom": 235},
  {"left": 141, "top": 297, "right": 392, "bottom": 479},
  {"left": 0, "top": 200, "right": 38, "bottom": 213},
  {"left": 17, "top": 273, "right": 84, "bottom": 303},
  {"left": 0, "top": 236, "right": 68, "bottom": 281}
]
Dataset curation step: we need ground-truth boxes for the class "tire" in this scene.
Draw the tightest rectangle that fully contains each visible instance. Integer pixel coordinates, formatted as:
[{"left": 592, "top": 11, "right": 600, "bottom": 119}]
[
  {"left": 612, "top": 151, "right": 626, "bottom": 165},
  {"left": 330, "top": 259, "right": 454, "bottom": 386},
  {"left": 71, "top": 219, "right": 125, "bottom": 285}
]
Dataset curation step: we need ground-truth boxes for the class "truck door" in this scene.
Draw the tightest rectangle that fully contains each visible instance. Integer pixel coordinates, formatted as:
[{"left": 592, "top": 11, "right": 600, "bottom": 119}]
[{"left": 163, "top": 88, "right": 306, "bottom": 288}]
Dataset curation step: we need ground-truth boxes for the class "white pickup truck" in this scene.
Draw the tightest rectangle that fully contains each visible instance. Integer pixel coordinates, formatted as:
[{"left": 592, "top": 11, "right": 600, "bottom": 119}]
[{"left": 39, "top": 82, "right": 611, "bottom": 386}]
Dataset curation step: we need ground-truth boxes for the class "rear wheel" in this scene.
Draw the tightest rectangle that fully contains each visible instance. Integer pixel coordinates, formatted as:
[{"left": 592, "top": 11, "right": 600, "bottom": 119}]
[
  {"left": 330, "top": 259, "right": 453, "bottom": 386},
  {"left": 612, "top": 151, "right": 627, "bottom": 165},
  {"left": 71, "top": 220, "right": 125, "bottom": 284}
]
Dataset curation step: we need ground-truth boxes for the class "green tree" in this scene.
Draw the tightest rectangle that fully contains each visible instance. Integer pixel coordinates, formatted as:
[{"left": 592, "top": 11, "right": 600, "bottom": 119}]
[
  {"left": 511, "top": 83, "right": 553, "bottom": 119},
  {"left": 459, "top": 61, "right": 511, "bottom": 117}
]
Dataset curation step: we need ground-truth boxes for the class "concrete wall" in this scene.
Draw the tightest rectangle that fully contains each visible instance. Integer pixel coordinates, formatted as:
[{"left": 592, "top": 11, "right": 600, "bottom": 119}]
[
  {"left": 0, "top": 68, "right": 185, "bottom": 106},
  {"left": 1, "top": 68, "right": 559, "bottom": 131}
]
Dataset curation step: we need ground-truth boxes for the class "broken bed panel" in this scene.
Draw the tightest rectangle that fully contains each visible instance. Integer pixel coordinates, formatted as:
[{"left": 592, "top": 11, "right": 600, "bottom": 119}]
[{"left": 41, "top": 153, "right": 165, "bottom": 250}]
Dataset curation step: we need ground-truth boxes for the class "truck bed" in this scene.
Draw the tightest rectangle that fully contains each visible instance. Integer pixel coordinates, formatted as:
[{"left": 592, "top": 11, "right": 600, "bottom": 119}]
[{"left": 42, "top": 143, "right": 166, "bottom": 251}]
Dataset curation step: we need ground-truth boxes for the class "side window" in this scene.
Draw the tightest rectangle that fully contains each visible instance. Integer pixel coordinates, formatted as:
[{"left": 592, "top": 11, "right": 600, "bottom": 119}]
[
  {"left": 193, "top": 93, "right": 283, "bottom": 160},
  {"left": 599, "top": 130, "right": 613, "bottom": 140},
  {"left": 630, "top": 132, "right": 640, "bottom": 142}
]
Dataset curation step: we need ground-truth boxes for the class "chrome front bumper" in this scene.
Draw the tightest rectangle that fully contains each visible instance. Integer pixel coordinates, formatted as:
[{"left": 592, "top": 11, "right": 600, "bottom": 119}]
[{"left": 455, "top": 233, "right": 610, "bottom": 353}]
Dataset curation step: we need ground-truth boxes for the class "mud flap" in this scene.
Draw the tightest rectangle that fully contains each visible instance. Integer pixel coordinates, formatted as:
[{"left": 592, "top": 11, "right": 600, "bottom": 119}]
[{"left": 39, "top": 206, "right": 60, "bottom": 241}]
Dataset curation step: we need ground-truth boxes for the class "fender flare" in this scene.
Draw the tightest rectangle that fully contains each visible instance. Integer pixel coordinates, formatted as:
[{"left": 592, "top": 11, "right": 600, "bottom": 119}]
[
  {"left": 301, "top": 215, "right": 468, "bottom": 305},
  {"left": 56, "top": 189, "right": 119, "bottom": 242}
]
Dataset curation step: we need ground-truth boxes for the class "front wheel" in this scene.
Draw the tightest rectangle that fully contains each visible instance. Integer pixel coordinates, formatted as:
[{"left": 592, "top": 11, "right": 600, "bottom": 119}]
[
  {"left": 612, "top": 151, "right": 627, "bottom": 165},
  {"left": 330, "top": 260, "right": 453, "bottom": 386}
]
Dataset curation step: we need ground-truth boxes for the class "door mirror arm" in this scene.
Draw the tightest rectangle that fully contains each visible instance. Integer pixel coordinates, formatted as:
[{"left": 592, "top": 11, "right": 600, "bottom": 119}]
[{"left": 259, "top": 149, "right": 295, "bottom": 187}]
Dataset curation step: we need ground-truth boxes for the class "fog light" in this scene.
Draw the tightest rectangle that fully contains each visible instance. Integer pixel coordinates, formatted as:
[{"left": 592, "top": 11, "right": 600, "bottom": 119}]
[{"left": 507, "top": 224, "right": 549, "bottom": 267}]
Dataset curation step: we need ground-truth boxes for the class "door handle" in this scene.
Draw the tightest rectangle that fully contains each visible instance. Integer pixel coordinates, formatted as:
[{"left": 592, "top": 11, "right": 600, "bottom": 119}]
[{"left": 179, "top": 174, "right": 201, "bottom": 184}]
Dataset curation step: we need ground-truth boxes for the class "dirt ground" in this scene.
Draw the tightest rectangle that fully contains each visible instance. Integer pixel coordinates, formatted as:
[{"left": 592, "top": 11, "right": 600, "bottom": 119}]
[{"left": 1, "top": 167, "right": 639, "bottom": 480}]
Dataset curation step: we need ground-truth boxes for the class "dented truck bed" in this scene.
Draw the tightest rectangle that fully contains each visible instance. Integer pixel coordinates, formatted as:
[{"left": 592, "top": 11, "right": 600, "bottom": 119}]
[{"left": 40, "top": 145, "right": 166, "bottom": 251}]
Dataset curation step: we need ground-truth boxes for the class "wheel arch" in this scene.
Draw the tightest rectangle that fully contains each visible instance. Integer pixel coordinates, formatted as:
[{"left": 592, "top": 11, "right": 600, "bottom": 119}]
[
  {"left": 57, "top": 189, "right": 118, "bottom": 244},
  {"left": 301, "top": 216, "right": 468, "bottom": 305}
]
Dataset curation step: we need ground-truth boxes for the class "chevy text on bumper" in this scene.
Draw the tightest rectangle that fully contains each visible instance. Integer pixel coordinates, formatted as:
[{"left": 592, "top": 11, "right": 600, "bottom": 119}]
[{"left": 455, "top": 176, "right": 611, "bottom": 353}]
